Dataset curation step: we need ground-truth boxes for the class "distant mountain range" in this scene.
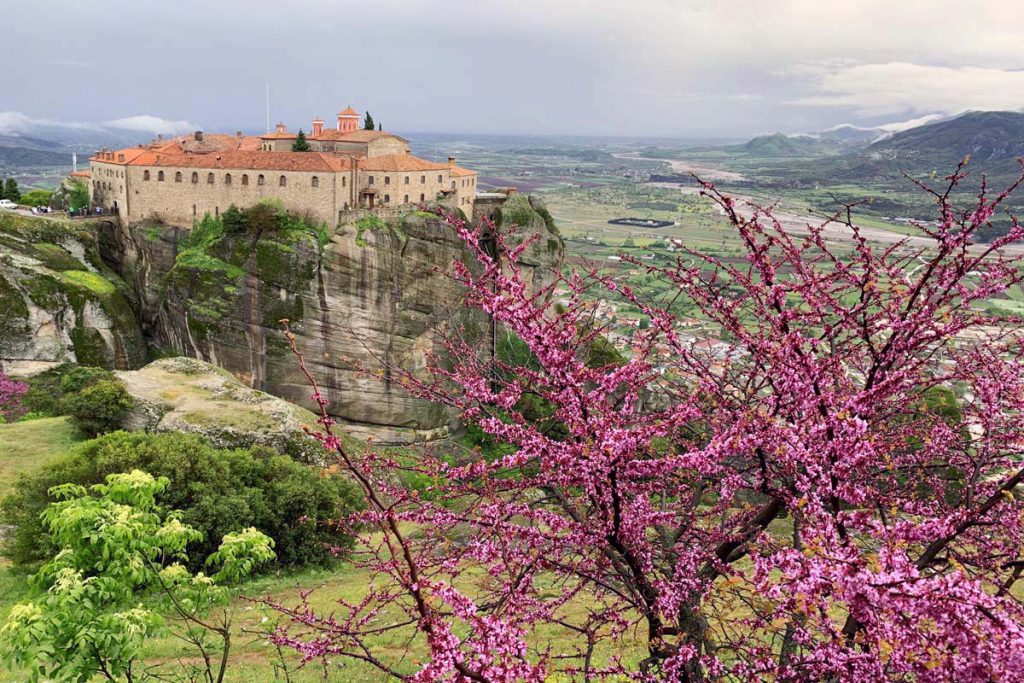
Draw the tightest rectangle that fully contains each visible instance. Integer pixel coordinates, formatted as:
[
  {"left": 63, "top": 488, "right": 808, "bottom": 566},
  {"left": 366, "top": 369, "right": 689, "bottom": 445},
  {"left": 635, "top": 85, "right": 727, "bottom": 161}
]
[{"left": 728, "top": 111, "right": 1024, "bottom": 188}]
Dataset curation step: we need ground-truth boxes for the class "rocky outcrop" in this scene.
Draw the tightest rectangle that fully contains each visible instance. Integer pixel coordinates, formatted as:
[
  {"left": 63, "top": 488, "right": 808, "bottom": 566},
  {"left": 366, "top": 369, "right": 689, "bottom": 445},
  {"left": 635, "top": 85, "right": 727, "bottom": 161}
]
[
  {"left": 106, "top": 199, "right": 561, "bottom": 444},
  {"left": 0, "top": 213, "right": 146, "bottom": 375},
  {"left": 115, "top": 356, "right": 325, "bottom": 463}
]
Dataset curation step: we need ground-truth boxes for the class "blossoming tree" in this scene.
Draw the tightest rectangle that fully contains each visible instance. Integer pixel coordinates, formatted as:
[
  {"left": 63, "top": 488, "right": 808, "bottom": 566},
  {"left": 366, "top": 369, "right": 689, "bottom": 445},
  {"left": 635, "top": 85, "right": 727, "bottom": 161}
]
[{"left": 273, "top": 165, "right": 1024, "bottom": 682}]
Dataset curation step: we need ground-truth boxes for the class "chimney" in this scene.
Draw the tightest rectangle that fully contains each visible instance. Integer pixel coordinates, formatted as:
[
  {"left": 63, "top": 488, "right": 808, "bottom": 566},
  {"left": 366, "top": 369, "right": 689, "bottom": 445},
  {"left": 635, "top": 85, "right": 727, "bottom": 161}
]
[
  {"left": 447, "top": 156, "right": 456, "bottom": 168},
  {"left": 157, "top": 133, "right": 163, "bottom": 141},
  {"left": 236, "top": 130, "right": 242, "bottom": 138},
  {"left": 312, "top": 117, "right": 324, "bottom": 137},
  {"left": 194, "top": 131, "right": 204, "bottom": 142}
]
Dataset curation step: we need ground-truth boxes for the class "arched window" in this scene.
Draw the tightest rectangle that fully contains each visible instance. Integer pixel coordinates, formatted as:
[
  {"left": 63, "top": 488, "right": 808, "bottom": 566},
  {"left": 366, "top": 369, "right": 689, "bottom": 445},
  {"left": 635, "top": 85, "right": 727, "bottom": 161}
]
[
  {"left": 175, "top": 171, "right": 182, "bottom": 183},
  {"left": 258, "top": 175, "right": 265, "bottom": 186},
  {"left": 384, "top": 194, "right": 390, "bottom": 204},
  {"left": 279, "top": 175, "right": 287, "bottom": 187},
  {"left": 225, "top": 173, "right": 232, "bottom": 185},
  {"left": 311, "top": 176, "right": 319, "bottom": 188},
  {"left": 420, "top": 175, "right": 426, "bottom": 184},
  {"left": 437, "top": 175, "right": 443, "bottom": 183},
  {"left": 191, "top": 172, "right": 199, "bottom": 184},
  {"left": 451, "top": 181, "right": 456, "bottom": 190},
  {"left": 404, "top": 176, "right": 409, "bottom": 185},
  {"left": 403, "top": 194, "right": 409, "bottom": 203},
  {"left": 368, "top": 176, "right": 374, "bottom": 185},
  {"left": 207, "top": 173, "right": 215, "bottom": 184},
  {"left": 241, "top": 174, "right": 249, "bottom": 186},
  {"left": 384, "top": 176, "right": 390, "bottom": 185},
  {"left": 143, "top": 170, "right": 151, "bottom": 181},
  {"left": 157, "top": 170, "right": 164, "bottom": 181},
  {"left": 420, "top": 193, "right": 425, "bottom": 202},
  {"left": 342, "top": 177, "right": 347, "bottom": 187}
]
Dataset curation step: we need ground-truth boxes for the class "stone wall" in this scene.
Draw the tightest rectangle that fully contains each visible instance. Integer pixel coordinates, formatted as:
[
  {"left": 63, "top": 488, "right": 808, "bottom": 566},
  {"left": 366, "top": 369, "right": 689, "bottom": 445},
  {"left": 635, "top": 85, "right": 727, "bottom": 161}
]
[{"left": 121, "top": 165, "right": 342, "bottom": 227}]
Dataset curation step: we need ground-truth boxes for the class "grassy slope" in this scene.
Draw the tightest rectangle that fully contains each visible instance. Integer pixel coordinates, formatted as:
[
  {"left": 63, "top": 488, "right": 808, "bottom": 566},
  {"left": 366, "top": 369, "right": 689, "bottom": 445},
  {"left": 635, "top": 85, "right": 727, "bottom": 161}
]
[{"left": 0, "top": 416, "right": 84, "bottom": 499}]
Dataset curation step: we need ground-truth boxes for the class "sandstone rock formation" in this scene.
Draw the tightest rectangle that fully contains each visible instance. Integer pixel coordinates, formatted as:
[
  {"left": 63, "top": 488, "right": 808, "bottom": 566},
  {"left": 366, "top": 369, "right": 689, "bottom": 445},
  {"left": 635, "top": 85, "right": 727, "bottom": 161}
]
[
  {"left": 114, "top": 356, "right": 325, "bottom": 463},
  {"left": 0, "top": 213, "right": 146, "bottom": 375},
  {"left": 107, "top": 199, "right": 561, "bottom": 444}
]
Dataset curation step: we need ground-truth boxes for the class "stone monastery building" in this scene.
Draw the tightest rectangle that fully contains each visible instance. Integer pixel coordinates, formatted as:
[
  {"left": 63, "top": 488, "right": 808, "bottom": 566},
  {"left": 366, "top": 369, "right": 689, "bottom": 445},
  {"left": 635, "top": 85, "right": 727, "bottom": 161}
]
[{"left": 88, "top": 106, "right": 478, "bottom": 228}]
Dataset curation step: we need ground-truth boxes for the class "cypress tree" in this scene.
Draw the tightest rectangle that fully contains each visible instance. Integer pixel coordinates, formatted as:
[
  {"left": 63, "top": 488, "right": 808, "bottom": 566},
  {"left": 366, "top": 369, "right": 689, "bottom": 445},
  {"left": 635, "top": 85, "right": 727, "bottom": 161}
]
[
  {"left": 363, "top": 112, "right": 375, "bottom": 130},
  {"left": 4, "top": 178, "right": 20, "bottom": 202},
  {"left": 292, "top": 129, "right": 310, "bottom": 152}
]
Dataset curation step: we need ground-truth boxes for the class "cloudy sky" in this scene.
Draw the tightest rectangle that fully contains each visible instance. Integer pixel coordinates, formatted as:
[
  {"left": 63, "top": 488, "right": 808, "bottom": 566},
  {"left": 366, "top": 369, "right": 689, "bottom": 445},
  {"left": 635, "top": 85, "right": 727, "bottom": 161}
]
[{"left": 3, "top": 0, "right": 1023, "bottom": 140}]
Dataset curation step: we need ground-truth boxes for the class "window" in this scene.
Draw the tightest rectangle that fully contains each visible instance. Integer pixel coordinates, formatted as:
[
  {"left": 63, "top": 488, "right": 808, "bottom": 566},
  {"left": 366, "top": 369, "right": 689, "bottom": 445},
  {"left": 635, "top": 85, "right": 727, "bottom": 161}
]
[
  {"left": 191, "top": 172, "right": 199, "bottom": 184},
  {"left": 157, "top": 171, "right": 164, "bottom": 181},
  {"left": 420, "top": 193, "right": 425, "bottom": 202},
  {"left": 241, "top": 174, "right": 249, "bottom": 186},
  {"left": 279, "top": 175, "right": 287, "bottom": 187},
  {"left": 384, "top": 176, "right": 390, "bottom": 185},
  {"left": 404, "top": 176, "right": 409, "bottom": 185},
  {"left": 437, "top": 175, "right": 443, "bottom": 183},
  {"left": 403, "top": 194, "right": 409, "bottom": 203},
  {"left": 207, "top": 173, "right": 215, "bottom": 184},
  {"left": 451, "top": 181, "right": 456, "bottom": 190},
  {"left": 312, "top": 176, "right": 319, "bottom": 188},
  {"left": 175, "top": 172, "right": 182, "bottom": 183},
  {"left": 368, "top": 176, "right": 374, "bottom": 185},
  {"left": 421, "top": 175, "right": 426, "bottom": 184},
  {"left": 384, "top": 194, "right": 390, "bottom": 204},
  {"left": 225, "top": 173, "right": 232, "bottom": 185},
  {"left": 258, "top": 175, "right": 265, "bottom": 186},
  {"left": 342, "top": 177, "right": 347, "bottom": 187},
  {"left": 143, "top": 170, "right": 150, "bottom": 181}
]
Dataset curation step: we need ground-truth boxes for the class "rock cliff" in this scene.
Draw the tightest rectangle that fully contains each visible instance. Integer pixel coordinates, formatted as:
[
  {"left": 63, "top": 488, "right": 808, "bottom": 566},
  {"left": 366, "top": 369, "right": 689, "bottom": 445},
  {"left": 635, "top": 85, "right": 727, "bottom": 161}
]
[
  {"left": 107, "top": 198, "right": 561, "bottom": 443},
  {"left": 0, "top": 213, "right": 146, "bottom": 375},
  {"left": 0, "top": 198, "right": 561, "bottom": 442}
]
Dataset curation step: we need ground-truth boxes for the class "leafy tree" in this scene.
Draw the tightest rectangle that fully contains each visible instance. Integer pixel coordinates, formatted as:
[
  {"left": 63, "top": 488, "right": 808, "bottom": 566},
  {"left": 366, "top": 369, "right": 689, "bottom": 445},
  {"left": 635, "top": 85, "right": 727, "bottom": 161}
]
[
  {"left": 20, "top": 189, "right": 52, "bottom": 207},
  {"left": 0, "top": 470, "right": 274, "bottom": 683},
  {"left": 221, "top": 204, "right": 247, "bottom": 235},
  {"left": 68, "top": 179, "right": 90, "bottom": 211},
  {"left": 270, "top": 166, "right": 1024, "bottom": 680},
  {"left": 291, "top": 129, "right": 310, "bottom": 152},
  {"left": 2, "top": 431, "right": 362, "bottom": 570},
  {"left": 363, "top": 111, "right": 375, "bottom": 130},
  {"left": 4, "top": 177, "right": 20, "bottom": 202},
  {"left": 62, "top": 379, "right": 133, "bottom": 437}
]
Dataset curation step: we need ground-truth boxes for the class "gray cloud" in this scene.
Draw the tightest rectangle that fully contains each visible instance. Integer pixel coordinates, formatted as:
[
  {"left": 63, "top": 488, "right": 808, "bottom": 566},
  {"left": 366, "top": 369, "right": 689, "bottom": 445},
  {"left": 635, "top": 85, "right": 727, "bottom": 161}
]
[{"left": 4, "top": 0, "right": 1024, "bottom": 138}]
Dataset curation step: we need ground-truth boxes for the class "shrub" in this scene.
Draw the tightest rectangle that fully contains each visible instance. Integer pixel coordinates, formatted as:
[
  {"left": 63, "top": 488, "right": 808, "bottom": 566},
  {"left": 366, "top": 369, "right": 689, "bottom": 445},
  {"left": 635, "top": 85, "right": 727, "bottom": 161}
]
[
  {"left": 1, "top": 431, "right": 362, "bottom": 571},
  {"left": 62, "top": 379, "right": 133, "bottom": 436},
  {"left": 19, "top": 363, "right": 113, "bottom": 416},
  {"left": 0, "top": 372, "right": 28, "bottom": 422},
  {"left": 0, "top": 470, "right": 274, "bottom": 683}
]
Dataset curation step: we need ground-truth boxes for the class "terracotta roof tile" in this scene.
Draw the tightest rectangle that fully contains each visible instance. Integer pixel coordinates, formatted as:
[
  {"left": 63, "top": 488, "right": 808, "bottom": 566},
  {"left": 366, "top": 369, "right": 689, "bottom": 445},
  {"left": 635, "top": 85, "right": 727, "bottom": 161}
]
[
  {"left": 451, "top": 166, "right": 477, "bottom": 177},
  {"left": 311, "top": 129, "right": 408, "bottom": 143},
  {"left": 126, "top": 150, "right": 353, "bottom": 173},
  {"left": 259, "top": 132, "right": 298, "bottom": 139},
  {"left": 338, "top": 107, "right": 360, "bottom": 116},
  {"left": 358, "top": 154, "right": 450, "bottom": 172},
  {"left": 70, "top": 170, "right": 92, "bottom": 178}
]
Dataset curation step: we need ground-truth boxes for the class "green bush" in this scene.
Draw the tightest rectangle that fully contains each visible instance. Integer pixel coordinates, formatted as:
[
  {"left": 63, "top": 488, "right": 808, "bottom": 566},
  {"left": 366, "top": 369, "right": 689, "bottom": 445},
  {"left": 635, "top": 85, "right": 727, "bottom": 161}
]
[
  {"left": 20, "top": 363, "right": 114, "bottom": 416},
  {"left": 1, "top": 431, "right": 362, "bottom": 571},
  {"left": 62, "top": 379, "right": 133, "bottom": 436}
]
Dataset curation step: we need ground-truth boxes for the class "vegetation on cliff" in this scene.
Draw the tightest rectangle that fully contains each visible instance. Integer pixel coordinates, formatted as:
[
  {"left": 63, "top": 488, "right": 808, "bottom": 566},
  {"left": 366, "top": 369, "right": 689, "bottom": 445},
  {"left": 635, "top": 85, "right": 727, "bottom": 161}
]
[{"left": 0, "top": 213, "right": 145, "bottom": 368}]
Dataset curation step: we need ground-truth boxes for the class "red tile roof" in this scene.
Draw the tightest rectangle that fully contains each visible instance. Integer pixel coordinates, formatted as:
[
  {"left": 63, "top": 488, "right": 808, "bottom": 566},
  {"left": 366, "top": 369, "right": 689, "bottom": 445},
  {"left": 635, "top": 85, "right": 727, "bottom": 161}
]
[
  {"left": 311, "top": 129, "right": 408, "bottom": 143},
  {"left": 259, "top": 132, "right": 298, "bottom": 139},
  {"left": 70, "top": 170, "right": 92, "bottom": 178},
  {"left": 338, "top": 107, "right": 360, "bottom": 117},
  {"left": 126, "top": 150, "right": 354, "bottom": 172},
  {"left": 451, "top": 166, "right": 477, "bottom": 177},
  {"left": 358, "top": 154, "right": 450, "bottom": 172}
]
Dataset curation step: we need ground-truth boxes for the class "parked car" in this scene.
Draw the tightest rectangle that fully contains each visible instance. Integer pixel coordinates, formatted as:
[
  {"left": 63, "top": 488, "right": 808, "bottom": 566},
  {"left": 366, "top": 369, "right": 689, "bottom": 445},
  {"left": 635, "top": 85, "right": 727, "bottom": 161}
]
[{"left": 0, "top": 199, "right": 18, "bottom": 210}]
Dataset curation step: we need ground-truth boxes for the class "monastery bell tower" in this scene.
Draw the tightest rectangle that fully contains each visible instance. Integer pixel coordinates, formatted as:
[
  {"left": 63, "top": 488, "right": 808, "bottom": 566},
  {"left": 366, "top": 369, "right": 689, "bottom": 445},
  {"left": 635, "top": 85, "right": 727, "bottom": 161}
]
[{"left": 337, "top": 106, "right": 360, "bottom": 133}]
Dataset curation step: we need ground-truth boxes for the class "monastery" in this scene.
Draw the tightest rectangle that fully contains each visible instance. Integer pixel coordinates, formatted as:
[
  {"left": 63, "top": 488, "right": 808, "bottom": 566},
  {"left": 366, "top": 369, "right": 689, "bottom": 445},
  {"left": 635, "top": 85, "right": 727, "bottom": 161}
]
[{"left": 85, "top": 106, "right": 478, "bottom": 228}]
